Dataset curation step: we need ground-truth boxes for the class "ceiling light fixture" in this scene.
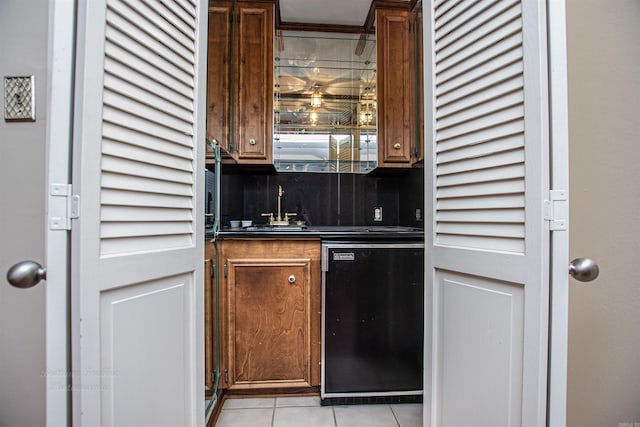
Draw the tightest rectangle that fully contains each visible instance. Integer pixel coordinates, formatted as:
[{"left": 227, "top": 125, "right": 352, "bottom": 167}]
[{"left": 311, "top": 85, "right": 322, "bottom": 108}]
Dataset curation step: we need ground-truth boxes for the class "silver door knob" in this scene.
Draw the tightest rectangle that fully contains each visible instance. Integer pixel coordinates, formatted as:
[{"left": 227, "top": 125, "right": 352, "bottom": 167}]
[
  {"left": 569, "top": 257, "right": 599, "bottom": 282},
  {"left": 6, "top": 260, "right": 47, "bottom": 288}
]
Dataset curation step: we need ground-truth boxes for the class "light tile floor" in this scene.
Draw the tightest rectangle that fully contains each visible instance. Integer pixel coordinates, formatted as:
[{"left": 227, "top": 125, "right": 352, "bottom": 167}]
[{"left": 215, "top": 396, "right": 422, "bottom": 427}]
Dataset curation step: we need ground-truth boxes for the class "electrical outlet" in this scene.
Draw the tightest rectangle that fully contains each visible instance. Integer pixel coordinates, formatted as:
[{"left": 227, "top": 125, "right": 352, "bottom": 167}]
[
  {"left": 374, "top": 207, "right": 383, "bottom": 222},
  {"left": 4, "top": 76, "right": 35, "bottom": 122}
]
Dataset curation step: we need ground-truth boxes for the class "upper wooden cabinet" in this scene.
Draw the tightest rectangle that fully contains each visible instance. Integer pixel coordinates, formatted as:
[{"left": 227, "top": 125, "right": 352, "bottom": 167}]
[
  {"left": 206, "top": 1, "right": 273, "bottom": 165},
  {"left": 376, "top": 7, "right": 422, "bottom": 168}
]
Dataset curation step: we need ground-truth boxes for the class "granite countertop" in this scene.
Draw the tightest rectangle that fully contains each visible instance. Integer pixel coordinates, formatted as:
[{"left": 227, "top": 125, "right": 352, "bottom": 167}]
[{"left": 206, "top": 225, "right": 424, "bottom": 240}]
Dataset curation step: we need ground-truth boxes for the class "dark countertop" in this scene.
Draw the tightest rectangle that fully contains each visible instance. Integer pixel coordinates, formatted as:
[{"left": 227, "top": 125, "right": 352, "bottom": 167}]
[{"left": 206, "top": 225, "right": 424, "bottom": 240}]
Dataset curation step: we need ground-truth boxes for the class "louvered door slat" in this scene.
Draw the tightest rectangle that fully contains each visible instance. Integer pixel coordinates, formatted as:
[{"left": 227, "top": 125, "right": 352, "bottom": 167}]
[
  {"left": 438, "top": 163, "right": 524, "bottom": 187},
  {"left": 103, "top": 91, "right": 193, "bottom": 135},
  {"left": 437, "top": 193, "right": 524, "bottom": 210},
  {"left": 436, "top": 120, "right": 524, "bottom": 152},
  {"left": 434, "top": 0, "right": 457, "bottom": 17},
  {"left": 437, "top": 133, "right": 523, "bottom": 161},
  {"left": 434, "top": 233, "right": 524, "bottom": 252},
  {"left": 102, "top": 155, "right": 193, "bottom": 184},
  {"left": 102, "top": 172, "right": 193, "bottom": 196},
  {"left": 106, "top": 10, "right": 193, "bottom": 77},
  {"left": 101, "top": 188, "right": 192, "bottom": 209},
  {"left": 102, "top": 123, "right": 192, "bottom": 159},
  {"left": 164, "top": 0, "right": 196, "bottom": 21},
  {"left": 105, "top": 29, "right": 192, "bottom": 88},
  {"left": 437, "top": 148, "right": 523, "bottom": 175},
  {"left": 104, "top": 74, "right": 193, "bottom": 123},
  {"left": 109, "top": 0, "right": 194, "bottom": 60},
  {"left": 102, "top": 138, "right": 193, "bottom": 171},
  {"left": 139, "top": 0, "right": 194, "bottom": 39},
  {"left": 436, "top": 90, "right": 523, "bottom": 129},
  {"left": 437, "top": 222, "right": 524, "bottom": 238},
  {"left": 437, "top": 74, "right": 522, "bottom": 118},
  {"left": 434, "top": 0, "right": 525, "bottom": 253},
  {"left": 104, "top": 57, "right": 193, "bottom": 110},
  {"left": 436, "top": 104, "right": 523, "bottom": 140},
  {"left": 434, "top": 0, "right": 486, "bottom": 32},
  {"left": 103, "top": 107, "right": 192, "bottom": 146},
  {"left": 437, "top": 208, "right": 524, "bottom": 223},
  {"left": 101, "top": 221, "right": 193, "bottom": 238},
  {"left": 437, "top": 178, "right": 524, "bottom": 199},
  {"left": 119, "top": 0, "right": 195, "bottom": 53},
  {"left": 436, "top": 58, "right": 523, "bottom": 106},
  {"left": 436, "top": 27, "right": 522, "bottom": 78},
  {"left": 101, "top": 205, "right": 193, "bottom": 222},
  {"left": 105, "top": 43, "right": 193, "bottom": 100},
  {"left": 436, "top": 0, "right": 519, "bottom": 58}
]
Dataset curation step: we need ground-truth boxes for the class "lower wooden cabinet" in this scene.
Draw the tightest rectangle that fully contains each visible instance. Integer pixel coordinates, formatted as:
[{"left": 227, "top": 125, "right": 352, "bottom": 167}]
[{"left": 218, "top": 239, "right": 321, "bottom": 390}]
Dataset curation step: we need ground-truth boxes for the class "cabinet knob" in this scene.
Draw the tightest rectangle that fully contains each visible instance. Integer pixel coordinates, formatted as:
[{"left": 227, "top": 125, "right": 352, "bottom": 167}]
[
  {"left": 288, "top": 275, "right": 296, "bottom": 284},
  {"left": 393, "top": 143, "right": 401, "bottom": 150},
  {"left": 249, "top": 138, "right": 256, "bottom": 145}
]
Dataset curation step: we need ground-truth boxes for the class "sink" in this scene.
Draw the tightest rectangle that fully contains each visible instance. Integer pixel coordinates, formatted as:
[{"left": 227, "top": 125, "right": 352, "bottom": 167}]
[{"left": 244, "top": 225, "right": 306, "bottom": 231}]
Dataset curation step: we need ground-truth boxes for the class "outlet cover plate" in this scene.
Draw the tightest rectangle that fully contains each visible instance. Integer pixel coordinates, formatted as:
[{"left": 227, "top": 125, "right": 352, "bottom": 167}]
[
  {"left": 4, "top": 76, "right": 35, "bottom": 122},
  {"left": 374, "top": 207, "right": 383, "bottom": 222}
]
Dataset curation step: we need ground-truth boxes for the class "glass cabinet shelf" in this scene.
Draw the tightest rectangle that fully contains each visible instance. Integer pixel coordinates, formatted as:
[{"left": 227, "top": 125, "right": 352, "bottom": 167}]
[{"left": 274, "top": 30, "right": 377, "bottom": 173}]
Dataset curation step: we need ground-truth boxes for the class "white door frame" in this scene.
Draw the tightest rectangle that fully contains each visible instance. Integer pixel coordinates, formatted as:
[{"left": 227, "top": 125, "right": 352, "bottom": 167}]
[
  {"left": 546, "top": 0, "right": 570, "bottom": 425},
  {"left": 45, "top": 0, "right": 76, "bottom": 425}
]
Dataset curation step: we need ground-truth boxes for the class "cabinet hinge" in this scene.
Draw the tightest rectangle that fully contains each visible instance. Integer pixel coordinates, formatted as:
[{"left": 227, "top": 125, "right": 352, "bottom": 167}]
[
  {"left": 224, "top": 368, "right": 229, "bottom": 384},
  {"left": 544, "top": 189, "right": 568, "bottom": 231},
  {"left": 49, "top": 184, "right": 79, "bottom": 230},
  {"left": 223, "top": 263, "right": 228, "bottom": 278},
  {"left": 210, "top": 263, "right": 215, "bottom": 278}
]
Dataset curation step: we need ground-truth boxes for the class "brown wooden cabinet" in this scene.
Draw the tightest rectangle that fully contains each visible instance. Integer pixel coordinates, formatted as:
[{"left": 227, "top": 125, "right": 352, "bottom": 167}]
[
  {"left": 206, "top": 1, "right": 273, "bottom": 165},
  {"left": 218, "top": 239, "right": 321, "bottom": 390},
  {"left": 376, "top": 7, "right": 422, "bottom": 168}
]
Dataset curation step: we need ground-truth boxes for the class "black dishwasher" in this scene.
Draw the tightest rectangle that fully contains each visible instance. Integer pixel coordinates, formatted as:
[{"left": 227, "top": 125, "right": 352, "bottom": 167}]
[{"left": 321, "top": 241, "right": 424, "bottom": 404}]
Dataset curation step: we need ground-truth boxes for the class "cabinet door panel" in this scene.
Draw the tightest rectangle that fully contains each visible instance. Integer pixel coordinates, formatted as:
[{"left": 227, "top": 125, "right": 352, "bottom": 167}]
[
  {"left": 229, "top": 259, "right": 310, "bottom": 387},
  {"left": 235, "top": 2, "right": 273, "bottom": 162},
  {"left": 207, "top": 4, "right": 232, "bottom": 157},
  {"left": 377, "top": 9, "right": 414, "bottom": 166},
  {"left": 234, "top": 262, "right": 308, "bottom": 383}
]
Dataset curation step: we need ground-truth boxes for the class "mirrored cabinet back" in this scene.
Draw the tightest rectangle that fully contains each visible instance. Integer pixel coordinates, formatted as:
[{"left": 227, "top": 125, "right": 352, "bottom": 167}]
[{"left": 205, "top": 0, "right": 423, "bottom": 173}]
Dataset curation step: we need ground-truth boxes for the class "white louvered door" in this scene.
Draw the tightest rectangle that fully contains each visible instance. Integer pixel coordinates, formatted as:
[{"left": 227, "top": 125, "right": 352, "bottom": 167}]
[
  {"left": 70, "top": 0, "right": 207, "bottom": 425},
  {"left": 424, "top": 1, "right": 553, "bottom": 426}
]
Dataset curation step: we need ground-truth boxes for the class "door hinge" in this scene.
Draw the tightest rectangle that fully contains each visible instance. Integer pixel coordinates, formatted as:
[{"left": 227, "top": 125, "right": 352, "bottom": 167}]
[
  {"left": 544, "top": 189, "right": 568, "bottom": 231},
  {"left": 49, "top": 183, "right": 79, "bottom": 230}
]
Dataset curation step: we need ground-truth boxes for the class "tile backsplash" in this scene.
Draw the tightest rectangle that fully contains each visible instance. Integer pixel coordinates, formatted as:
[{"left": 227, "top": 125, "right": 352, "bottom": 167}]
[{"left": 218, "top": 168, "right": 423, "bottom": 228}]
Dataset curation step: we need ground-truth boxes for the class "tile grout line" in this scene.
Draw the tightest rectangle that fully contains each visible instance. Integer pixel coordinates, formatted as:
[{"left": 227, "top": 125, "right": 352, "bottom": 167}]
[
  {"left": 271, "top": 398, "right": 276, "bottom": 427},
  {"left": 389, "top": 404, "right": 401, "bottom": 427},
  {"left": 332, "top": 406, "right": 337, "bottom": 427}
]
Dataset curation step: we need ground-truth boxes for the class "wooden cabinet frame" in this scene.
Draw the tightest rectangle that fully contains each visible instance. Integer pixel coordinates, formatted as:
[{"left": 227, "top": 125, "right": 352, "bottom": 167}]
[
  {"left": 206, "top": 1, "right": 274, "bottom": 165},
  {"left": 218, "top": 239, "right": 321, "bottom": 390},
  {"left": 376, "top": 7, "right": 415, "bottom": 168}
]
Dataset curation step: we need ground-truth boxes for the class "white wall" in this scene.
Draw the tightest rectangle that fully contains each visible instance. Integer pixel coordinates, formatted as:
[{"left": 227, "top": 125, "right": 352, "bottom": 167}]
[
  {"left": 0, "top": 1, "right": 48, "bottom": 426},
  {"left": 566, "top": 0, "right": 640, "bottom": 425}
]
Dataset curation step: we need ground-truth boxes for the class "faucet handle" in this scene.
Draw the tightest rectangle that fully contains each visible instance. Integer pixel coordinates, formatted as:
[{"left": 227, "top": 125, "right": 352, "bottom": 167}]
[
  {"left": 261, "top": 213, "right": 274, "bottom": 224},
  {"left": 284, "top": 212, "right": 297, "bottom": 222}
]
